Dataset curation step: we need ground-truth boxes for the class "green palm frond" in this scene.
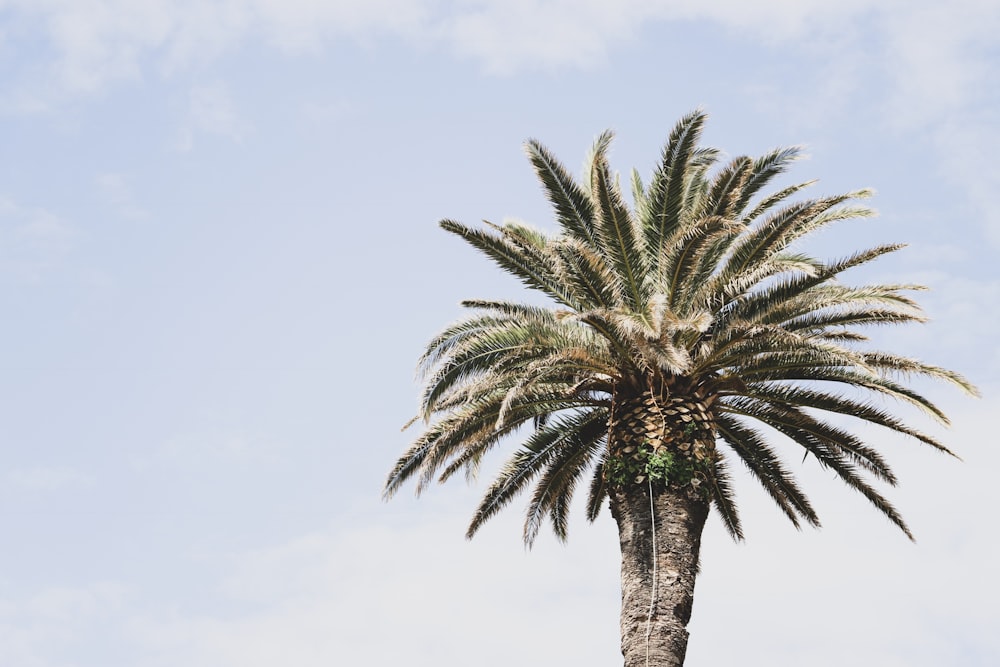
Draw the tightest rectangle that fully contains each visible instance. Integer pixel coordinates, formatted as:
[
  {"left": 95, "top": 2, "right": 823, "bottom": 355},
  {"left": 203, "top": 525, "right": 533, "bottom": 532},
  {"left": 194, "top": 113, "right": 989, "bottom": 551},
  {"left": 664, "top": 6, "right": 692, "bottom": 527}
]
[
  {"left": 703, "top": 156, "right": 753, "bottom": 219},
  {"left": 550, "top": 237, "right": 625, "bottom": 309},
  {"left": 439, "top": 219, "right": 578, "bottom": 308},
  {"left": 662, "top": 215, "right": 742, "bottom": 314},
  {"left": 715, "top": 413, "right": 820, "bottom": 529},
  {"left": 702, "top": 243, "right": 913, "bottom": 339},
  {"left": 723, "top": 396, "right": 898, "bottom": 483},
  {"left": 718, "top": 193, "right": 876, "bottom": 288},
  {"left": 644, "top": 110, "right": 710, "bottom": 268},
  {"left": 709, "top": 454, "right": 744, "bottom": 540},
  {"left": 466, "top": 409, "right": 606, "bottom": 539},
  {"left": 860, "top": 352, "right": 979, "bottom": 396},
  {"left": 735, "top": 146, "right": 805, "bottom": 215},
  {"left": 740, "top": 179, "right": 815, "bottom": 226},
  {"left": 585, "top": 456, "right": 609, "bottom": 522},
  {"left": 589, "top": 136, "right": 649, "bottom": 311},
  {"left": 522, "top": 412, "right": 608, "bottom": 544},
  {"left": 741, "top": 383, "right": 953, "bottom": 455},
  {"left": 525, "top": 139, "right": 597, "bottom": 246}
]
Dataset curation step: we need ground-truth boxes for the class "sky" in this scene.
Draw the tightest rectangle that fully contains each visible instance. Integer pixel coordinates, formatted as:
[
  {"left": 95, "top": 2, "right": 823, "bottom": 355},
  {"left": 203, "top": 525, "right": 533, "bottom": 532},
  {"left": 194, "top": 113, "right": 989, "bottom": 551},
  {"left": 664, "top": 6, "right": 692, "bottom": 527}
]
[{"left": 0, "top": 0, "right": 998, "bottom": 664}]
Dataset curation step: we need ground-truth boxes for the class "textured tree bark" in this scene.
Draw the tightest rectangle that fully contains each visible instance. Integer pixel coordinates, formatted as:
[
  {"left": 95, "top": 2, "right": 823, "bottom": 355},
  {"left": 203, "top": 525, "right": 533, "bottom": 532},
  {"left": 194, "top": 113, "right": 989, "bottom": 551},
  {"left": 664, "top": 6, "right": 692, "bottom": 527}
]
[{"left": 610, "top": 483, "right": 710, "bottom": 667}]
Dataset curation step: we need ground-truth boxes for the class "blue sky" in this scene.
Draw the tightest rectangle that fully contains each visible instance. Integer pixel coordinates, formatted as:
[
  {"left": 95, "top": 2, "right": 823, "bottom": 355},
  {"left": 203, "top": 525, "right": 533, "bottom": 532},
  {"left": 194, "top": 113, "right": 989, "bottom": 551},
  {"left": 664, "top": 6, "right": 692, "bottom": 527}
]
[{"left": 0, "top": 1, "right": 997, "bottom": 665}]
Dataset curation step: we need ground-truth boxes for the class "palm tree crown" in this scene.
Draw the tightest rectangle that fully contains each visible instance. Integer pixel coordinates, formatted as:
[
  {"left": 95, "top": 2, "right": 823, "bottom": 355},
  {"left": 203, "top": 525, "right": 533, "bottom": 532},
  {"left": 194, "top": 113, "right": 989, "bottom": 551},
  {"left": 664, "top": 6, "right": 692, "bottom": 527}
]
[{"left": 384, "top": 110, "right": 976, "bottom": 546}]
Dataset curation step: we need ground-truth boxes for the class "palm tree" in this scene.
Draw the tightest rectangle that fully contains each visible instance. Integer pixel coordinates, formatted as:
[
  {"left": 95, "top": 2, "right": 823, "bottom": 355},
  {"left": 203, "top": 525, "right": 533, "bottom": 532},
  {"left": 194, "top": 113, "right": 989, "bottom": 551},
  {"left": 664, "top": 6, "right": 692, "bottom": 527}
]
[{"left": 383, "top": 110, "right": 977, "bottom": 666}]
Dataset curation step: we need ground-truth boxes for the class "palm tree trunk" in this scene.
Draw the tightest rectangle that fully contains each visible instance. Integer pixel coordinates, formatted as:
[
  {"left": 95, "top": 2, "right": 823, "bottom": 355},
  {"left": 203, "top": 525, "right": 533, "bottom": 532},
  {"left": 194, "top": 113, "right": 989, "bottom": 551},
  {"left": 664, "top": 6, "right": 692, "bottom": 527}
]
[{"left": 609, "top": 483, "right": 710, "bottom": 667}]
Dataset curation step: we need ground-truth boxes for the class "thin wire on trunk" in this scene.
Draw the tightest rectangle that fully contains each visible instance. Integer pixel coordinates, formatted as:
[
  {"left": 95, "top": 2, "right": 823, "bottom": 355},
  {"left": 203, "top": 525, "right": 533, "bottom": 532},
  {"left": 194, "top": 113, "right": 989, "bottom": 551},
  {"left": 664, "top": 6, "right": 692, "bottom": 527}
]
[
  {"left": 645, "top": 475, "right": 656, "bottom": 667},
  {"left": 644, "top": 380, "right": 666, "bottom": 667}
]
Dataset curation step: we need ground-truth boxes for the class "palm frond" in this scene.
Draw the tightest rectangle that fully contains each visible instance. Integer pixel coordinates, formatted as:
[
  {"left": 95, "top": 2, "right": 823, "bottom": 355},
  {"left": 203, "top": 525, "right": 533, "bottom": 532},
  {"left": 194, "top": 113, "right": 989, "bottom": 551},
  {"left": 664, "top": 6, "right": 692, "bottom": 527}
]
[
  {"left": 719, "top": 192, "right": 876, "bottom": 287},
  {"left": 525, "top": 138, "right": 596, "bottom": 245},
  {"left": 733, "top": 146, "right": 805, "bottom": 215},
  {"left": 703, "top": 243, "right": 911, "bottom": 338},
  {"left": 643, "top": 110, "right": 710, "bottom": 268},
  {"left": 715, "top": 414, "right": 820, "bottom": 528},
  {"left": 725, "top": 396, "right": 897, "bottom": 483},
  {"left": 860, "top": 352, "right": 980, "bottom": 397},
  {"left": 519, "top": 410, "right": 608, "bottom": 544},
  {"left": 709, "top": 454, "right": 744, "bottom": 540},
  {"left": 585, "top": 457, "right": 609, "bottom": 522},
  {"left": 739, "top": 365, "right": 953, "bottom": 425},
  {"left": 465, "top": 409, "right": 605, "bottom": 539},
  {"left": 742, "top": 382, "right": 955, "bottom": 455},
  {"left": 589, "top": 136, "right": 649, "bottom": 311},
  {"left": 550, "top": 238, "right": 625, "bottom": 309},
  {"left": 439, "top": 219, "right": 579, "bottom": 308}
]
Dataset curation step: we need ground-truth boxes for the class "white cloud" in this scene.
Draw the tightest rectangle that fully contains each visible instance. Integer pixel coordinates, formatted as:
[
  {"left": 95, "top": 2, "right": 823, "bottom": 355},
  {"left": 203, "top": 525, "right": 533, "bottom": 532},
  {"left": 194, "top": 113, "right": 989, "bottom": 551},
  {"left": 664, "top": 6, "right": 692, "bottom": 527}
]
[
  {"left": 0, "top": 196, "right": 73, "bottom": 282},
  {"left": 251, "top": 0, "right": 429, "bottom": 53},
  {"left": 3, "top": 0, "right": 996, "bottom": 112},
  {"left": 124, "top": 506, "right": 623, "bottom": 667},
  {"left": 880, "top": 1, "right": 1000, "bottom": 129},
  {"left": 440, "top": 0, "right": 894, "bottom": 74},
  {"left": 3, "top": 466, "right": 93, "bottom": 493},
  {"left": 96, "top": 172, "right": 149, "bottom": 221},
  {"left": 0, "top": 582, "right": 128, "bottom": 666},
  {"left": 874, "top": 2, "right": 1000, "bottom": 245},
  {"left": 441, "top": 0, "right": 631, "bottom": 74},
  {"left": 300, "top": 98, "right": 356, "bottom": 124},
  {"left": 5, "top": 2, "right": 996, "bottom": 245},
  {"left": 185, "top": 83, "right": 251, "bottom": 145},
  {"left": 23, "top": 583, "right": 127, "bottom": 622},
  {"left": 1, "top": 0, "right": 428, "bottom": 108},
  {"left": 130, "top": 429, "right": 283, "bottom": 473},
  {"left": 932, "top": 118, "right": 1000, "bottom": 246},
  {"left": 0, "top": 0, "right": 874, "bottom": 99},
  {"left": 171, "top": 82, "right": 252, "bottom": 151},
  {"left": 1, "top": 0, "right": 173, "bottom": 103}
]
